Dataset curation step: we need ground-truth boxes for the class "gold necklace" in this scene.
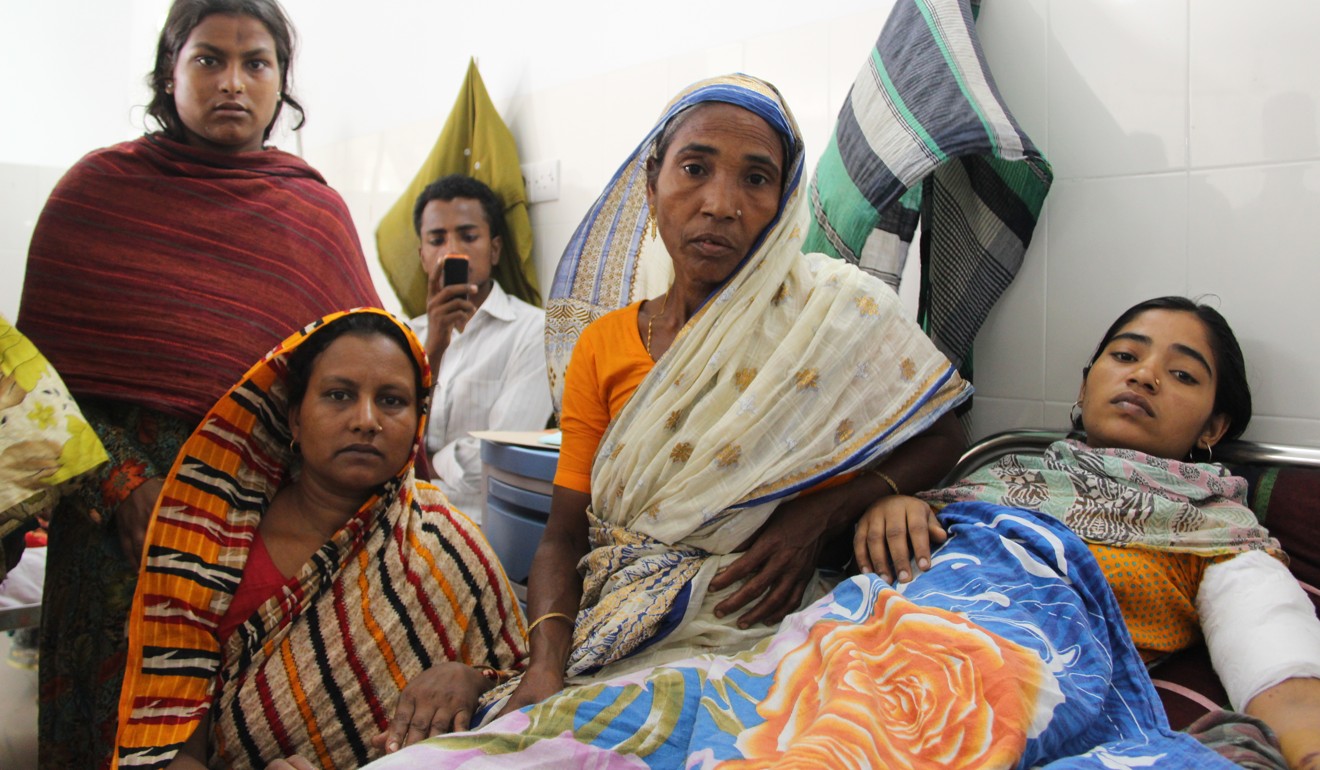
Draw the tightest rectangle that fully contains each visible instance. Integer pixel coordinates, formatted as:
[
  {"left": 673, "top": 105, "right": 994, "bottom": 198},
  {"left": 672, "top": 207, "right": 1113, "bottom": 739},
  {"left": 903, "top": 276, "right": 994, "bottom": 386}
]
[{"left": 644, "top": 291, "right": 671, "bottom": 358}]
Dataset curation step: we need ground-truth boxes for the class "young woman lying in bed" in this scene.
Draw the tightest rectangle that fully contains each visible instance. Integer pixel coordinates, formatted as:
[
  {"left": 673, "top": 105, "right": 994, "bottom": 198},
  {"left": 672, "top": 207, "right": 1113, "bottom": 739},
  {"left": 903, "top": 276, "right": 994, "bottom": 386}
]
[{"left": 858, "top": 296, "right": 1320, "bottom": 769}]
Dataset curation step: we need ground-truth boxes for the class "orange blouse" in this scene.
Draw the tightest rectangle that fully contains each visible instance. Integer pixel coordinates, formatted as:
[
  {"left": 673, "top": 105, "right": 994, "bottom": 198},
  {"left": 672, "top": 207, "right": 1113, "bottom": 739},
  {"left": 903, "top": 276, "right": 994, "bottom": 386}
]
[
  {"left": 1088, "top": 543, "right": 1230, "bottom": 660},
  {"left": 553, "top": 302, "right": 653, "bottom": 493}
]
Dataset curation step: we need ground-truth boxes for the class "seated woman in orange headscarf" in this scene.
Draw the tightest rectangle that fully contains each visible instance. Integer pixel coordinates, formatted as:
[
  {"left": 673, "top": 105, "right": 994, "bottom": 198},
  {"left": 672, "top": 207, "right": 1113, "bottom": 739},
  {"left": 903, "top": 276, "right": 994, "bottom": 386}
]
[{"left": 114, "top": 310, "right": 527, "bottom": 769}]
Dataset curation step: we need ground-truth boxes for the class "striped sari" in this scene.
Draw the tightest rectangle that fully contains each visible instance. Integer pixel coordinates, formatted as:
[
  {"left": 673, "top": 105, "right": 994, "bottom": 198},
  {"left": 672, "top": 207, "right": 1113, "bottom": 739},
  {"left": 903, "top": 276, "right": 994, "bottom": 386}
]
[{"left": 114, "top": 309, "right": 527, "bottom": 769}]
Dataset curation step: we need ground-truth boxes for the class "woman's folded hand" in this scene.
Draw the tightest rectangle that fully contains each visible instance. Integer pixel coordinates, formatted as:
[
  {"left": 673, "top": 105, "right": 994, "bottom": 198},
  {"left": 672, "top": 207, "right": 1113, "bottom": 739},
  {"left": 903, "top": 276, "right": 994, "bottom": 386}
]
[
  {"left": 374, "top": 661, "right": 489, "bottom": 753},
  {"left": 709, "top": 496, "right": 831, "bottom": 628},
  {"left": 853, "top": 495, "right": 945, "bottom": 583}
]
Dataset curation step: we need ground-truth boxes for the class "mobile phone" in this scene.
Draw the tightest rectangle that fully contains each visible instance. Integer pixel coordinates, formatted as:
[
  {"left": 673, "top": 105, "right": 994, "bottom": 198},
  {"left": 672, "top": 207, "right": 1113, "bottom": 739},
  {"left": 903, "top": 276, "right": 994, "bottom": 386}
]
[{"left": 441, "top": 254, "right": 469, "bottom": 288}]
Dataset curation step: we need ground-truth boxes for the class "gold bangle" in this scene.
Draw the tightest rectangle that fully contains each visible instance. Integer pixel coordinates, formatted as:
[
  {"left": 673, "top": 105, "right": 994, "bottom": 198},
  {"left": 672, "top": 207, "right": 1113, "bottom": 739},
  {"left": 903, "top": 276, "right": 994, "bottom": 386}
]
[
  {"left": 527, "top": 611, "right": 574, "bottom": 634},
  {"left": 868, "top": 467, "right": 900, "bottom": 496}
]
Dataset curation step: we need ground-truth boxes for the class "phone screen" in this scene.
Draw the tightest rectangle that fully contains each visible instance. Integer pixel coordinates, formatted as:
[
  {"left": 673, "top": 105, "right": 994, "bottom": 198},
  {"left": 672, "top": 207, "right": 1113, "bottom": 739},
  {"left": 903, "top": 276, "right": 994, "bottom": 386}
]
[{"left": 442, "top": 254, "right": 469, "bottom": 287}]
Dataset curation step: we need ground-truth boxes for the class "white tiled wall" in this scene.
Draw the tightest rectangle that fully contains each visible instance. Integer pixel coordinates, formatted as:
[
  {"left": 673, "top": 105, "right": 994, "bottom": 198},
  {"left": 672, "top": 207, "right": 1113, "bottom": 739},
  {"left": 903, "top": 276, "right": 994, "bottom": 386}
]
[
  {"left": 0, "top": 165, "right": 63, "bottom": 321},
  {"left": 5, "top": 0, "right": 1318, "bottom": 447}
]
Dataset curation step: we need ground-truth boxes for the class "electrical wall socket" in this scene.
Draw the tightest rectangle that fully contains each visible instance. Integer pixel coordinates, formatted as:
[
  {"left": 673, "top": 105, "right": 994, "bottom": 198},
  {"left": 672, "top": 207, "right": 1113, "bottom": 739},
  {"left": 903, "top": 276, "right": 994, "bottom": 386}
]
[{"left": 523, "top": 159, "right": 561, "bottom": 204}]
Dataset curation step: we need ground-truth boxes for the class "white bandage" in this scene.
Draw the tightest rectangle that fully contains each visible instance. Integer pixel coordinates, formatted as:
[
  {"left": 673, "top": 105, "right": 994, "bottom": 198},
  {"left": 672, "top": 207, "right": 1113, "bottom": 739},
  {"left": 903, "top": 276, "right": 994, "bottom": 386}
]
[{"left": 1198, "top": 550, "right": 1320, "bottom": 710}]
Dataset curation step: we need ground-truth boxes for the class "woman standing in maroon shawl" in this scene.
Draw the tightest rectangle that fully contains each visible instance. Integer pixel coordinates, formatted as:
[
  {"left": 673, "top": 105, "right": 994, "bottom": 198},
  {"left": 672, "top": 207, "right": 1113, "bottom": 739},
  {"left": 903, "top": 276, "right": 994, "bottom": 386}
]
[{"left": 16, "top": 1, "right": 380, "bottom": 766}]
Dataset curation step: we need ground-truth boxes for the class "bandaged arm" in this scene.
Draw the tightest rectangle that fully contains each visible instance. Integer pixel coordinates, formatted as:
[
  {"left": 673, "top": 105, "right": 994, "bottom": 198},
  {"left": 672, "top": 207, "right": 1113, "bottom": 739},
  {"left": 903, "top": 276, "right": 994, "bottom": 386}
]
[{"left": 1198, "top": 549, "right": 1320, "bottom": 710}]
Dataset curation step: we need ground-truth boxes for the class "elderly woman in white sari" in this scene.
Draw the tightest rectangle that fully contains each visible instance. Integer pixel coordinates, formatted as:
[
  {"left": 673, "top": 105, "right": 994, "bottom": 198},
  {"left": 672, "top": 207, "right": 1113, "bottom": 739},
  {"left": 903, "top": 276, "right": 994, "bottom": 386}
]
[{"left": 494, "top": 74, "right": 971, "bottom": 715}]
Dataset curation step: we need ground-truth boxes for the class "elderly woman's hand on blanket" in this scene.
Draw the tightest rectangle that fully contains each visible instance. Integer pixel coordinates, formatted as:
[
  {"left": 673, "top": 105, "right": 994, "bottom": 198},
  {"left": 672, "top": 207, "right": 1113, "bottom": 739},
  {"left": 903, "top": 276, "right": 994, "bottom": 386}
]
[
  {"left": 853, "top": 495, "right": 946, "bottom": 583},
  {"left": 373, "top": 661, "right": 493, "bottom": 753},
  {"left": 709, "top": 493, "right": 839, "bottom": 628}
]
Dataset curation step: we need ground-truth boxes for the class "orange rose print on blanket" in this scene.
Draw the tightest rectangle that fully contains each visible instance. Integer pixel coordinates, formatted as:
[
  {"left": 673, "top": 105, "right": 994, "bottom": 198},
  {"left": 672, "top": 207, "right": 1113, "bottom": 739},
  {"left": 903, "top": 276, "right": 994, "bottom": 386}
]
[{"left": 722, "top": 591, "right": 1049, "bottom": 770}]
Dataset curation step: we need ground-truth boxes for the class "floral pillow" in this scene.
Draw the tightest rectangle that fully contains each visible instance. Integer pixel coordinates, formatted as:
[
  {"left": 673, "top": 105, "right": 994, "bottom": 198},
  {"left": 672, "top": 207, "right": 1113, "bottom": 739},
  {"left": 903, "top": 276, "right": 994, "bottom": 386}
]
[{"left": 1, "top": 315, "right": 108, "bottom": 576}]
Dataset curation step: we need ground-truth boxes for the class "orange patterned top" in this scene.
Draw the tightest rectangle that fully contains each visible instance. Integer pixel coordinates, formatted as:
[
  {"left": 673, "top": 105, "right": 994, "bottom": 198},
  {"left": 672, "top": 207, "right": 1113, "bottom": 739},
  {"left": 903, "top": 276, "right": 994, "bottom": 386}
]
[{"left": 1089, "top": 544, "right": 1231, "bottom": 660}]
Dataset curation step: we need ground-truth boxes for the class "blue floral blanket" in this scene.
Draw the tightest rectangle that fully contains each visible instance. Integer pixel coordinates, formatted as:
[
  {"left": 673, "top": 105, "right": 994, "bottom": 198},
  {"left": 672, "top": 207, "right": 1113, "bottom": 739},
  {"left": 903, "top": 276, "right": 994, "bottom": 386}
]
[{"left": 365, "top": 502, "right": 1230, "bottom": 769}]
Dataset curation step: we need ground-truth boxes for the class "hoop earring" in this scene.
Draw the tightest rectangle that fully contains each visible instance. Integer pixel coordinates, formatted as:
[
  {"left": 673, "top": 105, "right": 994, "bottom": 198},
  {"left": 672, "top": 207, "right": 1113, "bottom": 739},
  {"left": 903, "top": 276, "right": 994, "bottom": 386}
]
[
  {"left": 1203, "top": 441, "right": 1213, "bottom": 464},
  {"left": 1069, "top": 400, "right": 1083, "bottom": 427},
  {"left": 289, "top": 438, "right": 299, "bottom": 454}
]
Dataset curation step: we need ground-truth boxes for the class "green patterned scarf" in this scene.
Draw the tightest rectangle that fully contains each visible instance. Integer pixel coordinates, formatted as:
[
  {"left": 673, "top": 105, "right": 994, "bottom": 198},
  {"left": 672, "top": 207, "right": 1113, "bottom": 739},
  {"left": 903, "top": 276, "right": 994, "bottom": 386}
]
[{"left": 923, "top": 439, "right": 1282, "bottom": 558}]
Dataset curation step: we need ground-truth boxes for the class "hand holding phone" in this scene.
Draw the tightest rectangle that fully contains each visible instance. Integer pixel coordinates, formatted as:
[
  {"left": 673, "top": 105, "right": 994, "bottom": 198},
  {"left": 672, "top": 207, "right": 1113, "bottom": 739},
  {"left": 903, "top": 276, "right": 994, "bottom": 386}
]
[{"left": 425, "top": 254, "right": 474, "bottom": 363}]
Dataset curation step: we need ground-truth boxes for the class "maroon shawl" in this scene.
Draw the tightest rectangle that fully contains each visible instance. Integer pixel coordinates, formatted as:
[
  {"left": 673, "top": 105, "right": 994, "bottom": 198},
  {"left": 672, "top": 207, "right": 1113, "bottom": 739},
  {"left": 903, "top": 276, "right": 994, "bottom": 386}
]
[{"left": 18, "top": 134, "right": 381, "bottom": 422}]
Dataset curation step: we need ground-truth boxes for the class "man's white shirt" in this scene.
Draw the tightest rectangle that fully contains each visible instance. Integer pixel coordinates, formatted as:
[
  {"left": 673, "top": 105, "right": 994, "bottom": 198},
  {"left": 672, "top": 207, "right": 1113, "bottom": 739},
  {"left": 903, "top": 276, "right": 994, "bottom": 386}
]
[{"left": 411, "top": 282, "right": 551, "bottom": 523}]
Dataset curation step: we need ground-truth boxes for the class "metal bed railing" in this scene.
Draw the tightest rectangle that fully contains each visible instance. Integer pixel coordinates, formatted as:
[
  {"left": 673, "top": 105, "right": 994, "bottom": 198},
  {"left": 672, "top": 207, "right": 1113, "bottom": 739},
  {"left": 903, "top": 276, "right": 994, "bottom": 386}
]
[{"left": 943, "top": 429, "right": 1320, "bottom": 486}]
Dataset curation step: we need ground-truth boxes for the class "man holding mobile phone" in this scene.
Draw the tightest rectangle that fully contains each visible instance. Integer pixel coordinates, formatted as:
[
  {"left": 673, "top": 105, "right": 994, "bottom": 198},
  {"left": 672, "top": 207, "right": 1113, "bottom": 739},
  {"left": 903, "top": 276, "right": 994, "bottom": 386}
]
[{"left": 410, "top": 175, "right": 551, "bottom": 523}]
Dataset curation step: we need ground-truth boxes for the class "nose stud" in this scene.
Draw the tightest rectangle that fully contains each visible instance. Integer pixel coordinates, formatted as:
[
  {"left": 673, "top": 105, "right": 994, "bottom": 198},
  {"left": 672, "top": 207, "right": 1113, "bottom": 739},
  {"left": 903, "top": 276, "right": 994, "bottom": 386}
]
[
  {"left": 1154, "top": 377, "right": 1161, "bottom": 388},
  {"left": 735, "top": 209, "right": 742, "bottom": 218}
]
